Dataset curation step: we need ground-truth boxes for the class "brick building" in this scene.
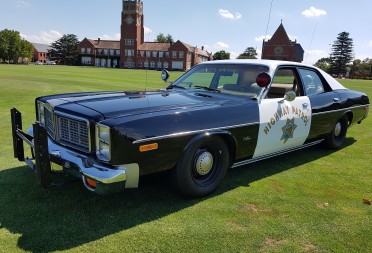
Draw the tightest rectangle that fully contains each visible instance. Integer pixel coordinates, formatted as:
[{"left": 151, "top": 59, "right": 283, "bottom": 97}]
[
  {"left": 261, "top": 22, "right": 304, "bottom": 62},
  {"left": 80, "top": 38, "right": 120, "bottom": 68},
  {"left": 32, "top": 43, "right": 52, "bottom": 63},
  {"left": 79, "top": 0, "right": 212, "bottom": 70}
]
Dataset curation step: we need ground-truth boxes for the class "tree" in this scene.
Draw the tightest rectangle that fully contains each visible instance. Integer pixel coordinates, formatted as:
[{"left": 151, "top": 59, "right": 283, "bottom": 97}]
[
  {"left": 350, "top": 58, "right": 372, "bottom": 79},
  {"left": 330, "top": 31, "right": 354, "bottom": 76},
  {"left": 237, "top": 47, "right": 257, "bottom": 59},
  {"left": 155, "top": 33, "right": 174, "bottom": 43},
  {"left": 48, "top": 34, "right": 79, "bottom": 65},
  {"left": 0, "top": 29, "right": 34, "bottom": 63},
  {"left": 314, "top": 57, "right": 332, "bottom": 72},
  {"left": 213, "top": 50, "right": 230, "bottom": 60},
  {"left": 18, "top": 39, "right": 33, "bottom": 64}
]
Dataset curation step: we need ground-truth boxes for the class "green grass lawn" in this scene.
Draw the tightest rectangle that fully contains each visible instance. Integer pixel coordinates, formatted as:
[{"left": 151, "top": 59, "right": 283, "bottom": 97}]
[{"left": 0, "top": 64, "right": 371, "bottom": 253}]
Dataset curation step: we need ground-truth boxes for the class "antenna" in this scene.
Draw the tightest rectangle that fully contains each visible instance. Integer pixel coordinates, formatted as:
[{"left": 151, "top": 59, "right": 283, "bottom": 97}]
[
  {"left": 265, "top": 0, "right": 274, "bottom": 38},
  {"left": 262, "top": 0, "right": 274, "bottom": 56},
  {"left": 305, "top": 23, "right": 318, "bottom": 63}
]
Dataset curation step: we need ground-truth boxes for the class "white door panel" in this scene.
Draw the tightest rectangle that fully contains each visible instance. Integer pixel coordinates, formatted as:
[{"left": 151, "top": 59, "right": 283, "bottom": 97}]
[{"left": 253, "top": 97, "right": 312, "bottom": 158}]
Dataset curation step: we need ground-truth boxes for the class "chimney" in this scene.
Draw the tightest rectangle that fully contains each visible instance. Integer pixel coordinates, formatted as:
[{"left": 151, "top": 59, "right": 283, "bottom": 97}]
[
  {"left": 98, "top": 38, "right": 101, "bottom": 44},
  {"left": 201, "top": 46, "right": 204, "bottom": 51}
]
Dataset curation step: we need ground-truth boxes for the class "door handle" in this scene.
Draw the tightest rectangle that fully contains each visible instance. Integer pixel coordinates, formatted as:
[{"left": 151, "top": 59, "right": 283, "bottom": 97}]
[{"left": 333, "top": 98, "right": 340, "bottom": 102}]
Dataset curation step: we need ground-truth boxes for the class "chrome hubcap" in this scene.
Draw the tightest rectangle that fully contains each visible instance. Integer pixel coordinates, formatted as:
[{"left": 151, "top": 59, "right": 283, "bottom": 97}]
[
  {"left": 334, "top": 122, "right": 342, "bottom": 137},
  {"left": 195, "top": 151, "right": 214, "bottom": 176}
]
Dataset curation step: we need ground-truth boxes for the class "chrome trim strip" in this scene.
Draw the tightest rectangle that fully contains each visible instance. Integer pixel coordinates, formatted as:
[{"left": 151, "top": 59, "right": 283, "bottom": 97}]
[
  {"left": 132, "top": 122, "right": 260, "bottom": 144},
  {"left": 312, "top": 104, "right": 370, "bottom": 116},
  {"left": 232, "top": 140, "right": 324, "bottom": 168}
]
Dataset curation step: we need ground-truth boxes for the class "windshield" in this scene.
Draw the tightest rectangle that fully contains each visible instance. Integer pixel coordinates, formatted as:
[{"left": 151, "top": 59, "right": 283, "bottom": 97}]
[{"left": 171, "top": 63, "right": 270, "bottom": 98}]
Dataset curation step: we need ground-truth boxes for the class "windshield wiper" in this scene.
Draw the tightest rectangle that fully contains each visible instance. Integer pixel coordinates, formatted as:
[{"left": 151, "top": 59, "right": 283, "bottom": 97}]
[
  {"left": 166, "top": 84, "right": 186, "bottom": 90},
  {"left": 194, "top": 85, "right": 221, "bottom": 92}
]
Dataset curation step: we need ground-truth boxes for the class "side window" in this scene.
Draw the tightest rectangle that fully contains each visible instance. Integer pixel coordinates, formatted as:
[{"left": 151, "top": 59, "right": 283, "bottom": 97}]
[
  {"left": 218, "top": 72, "right": 239, "bottom": 87},
  {"left": 267, "top": 68, "right": 300, "bottom": 98},
  {"left": 298, "top": 68, "right": 325, "bottom": 96}
]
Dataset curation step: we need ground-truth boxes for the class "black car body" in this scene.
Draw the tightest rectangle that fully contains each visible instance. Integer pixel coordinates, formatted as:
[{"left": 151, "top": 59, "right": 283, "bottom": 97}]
[{"left": 11, "top": 60, "right": 370, "bottom": 197}]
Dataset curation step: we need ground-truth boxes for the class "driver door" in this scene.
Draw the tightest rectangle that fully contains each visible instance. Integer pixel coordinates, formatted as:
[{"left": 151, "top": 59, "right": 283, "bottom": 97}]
[{"left": 253, "top": 67, "right": 312, "bottom": 158}]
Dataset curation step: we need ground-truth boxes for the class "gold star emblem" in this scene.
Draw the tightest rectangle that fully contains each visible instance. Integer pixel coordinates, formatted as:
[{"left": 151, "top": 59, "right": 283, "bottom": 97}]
[{"left": 281, "top": 118, "right": 297, "bottom": 143}]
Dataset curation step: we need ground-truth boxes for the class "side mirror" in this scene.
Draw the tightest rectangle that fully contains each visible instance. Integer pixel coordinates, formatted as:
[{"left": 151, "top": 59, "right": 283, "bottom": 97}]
[
  {"left": 256, "top": 72, "right": 271, "bottom": 88},
  {"left": 161, "top": 69, "right": 170, "bottom": 82},
  {"left": 284, "top": 90, "right": 296, "bottom": 102}
]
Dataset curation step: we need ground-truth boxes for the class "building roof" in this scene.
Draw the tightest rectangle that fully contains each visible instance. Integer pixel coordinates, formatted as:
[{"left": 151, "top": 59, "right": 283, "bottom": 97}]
[
  {"left": 138, "top": 42, "right": 172, "bottom": 51},
  {"left": 32, "top": 43, "right": 52, "bottom": 53},
  {"left": 87, "top": 39, "right": 120, "bottom": 49}
]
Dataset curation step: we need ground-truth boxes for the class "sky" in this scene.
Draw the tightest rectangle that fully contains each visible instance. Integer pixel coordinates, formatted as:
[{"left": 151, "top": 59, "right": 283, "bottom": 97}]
[{"left": 1, "top": 0, "right": 371, "bottom": 65}]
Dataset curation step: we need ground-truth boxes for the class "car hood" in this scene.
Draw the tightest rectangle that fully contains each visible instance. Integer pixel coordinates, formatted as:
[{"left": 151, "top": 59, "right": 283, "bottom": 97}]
[{"left": 48, "top": 90, "right": 239, "bottom": 120}]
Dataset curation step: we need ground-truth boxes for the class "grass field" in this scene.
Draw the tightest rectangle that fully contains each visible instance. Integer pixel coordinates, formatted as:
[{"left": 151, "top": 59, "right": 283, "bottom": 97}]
[{"left": 0, "top": 64, "right": 371, "bottom": 253}]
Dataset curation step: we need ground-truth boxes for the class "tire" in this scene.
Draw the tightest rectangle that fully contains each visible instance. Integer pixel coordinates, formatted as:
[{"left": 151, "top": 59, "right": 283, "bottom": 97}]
[
  {"left": 172, "top": 136, "right": 230, "bottom": 197},
  {"left": 324, "top": 115, "right": 348, "bottom": 149}
]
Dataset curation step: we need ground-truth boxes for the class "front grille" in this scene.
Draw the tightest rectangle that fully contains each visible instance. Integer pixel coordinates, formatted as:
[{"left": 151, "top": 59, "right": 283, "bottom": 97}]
[
  {"left": 41, "top": 103, "right": 90, "bottom": 152},
  {"left": 57, "top": 116, "right": 90, "bottom": 152}
]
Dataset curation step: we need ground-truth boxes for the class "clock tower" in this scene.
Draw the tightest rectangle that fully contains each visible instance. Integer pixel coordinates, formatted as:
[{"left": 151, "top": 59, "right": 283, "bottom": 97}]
[{"left": 120, "top": 0, "right": 144, "bottom": 68}]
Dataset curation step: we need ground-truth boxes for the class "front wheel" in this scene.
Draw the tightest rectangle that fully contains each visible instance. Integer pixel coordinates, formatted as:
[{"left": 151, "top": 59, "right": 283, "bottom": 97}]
[
  {"left": 172, "top": 136, "right": 230, "bottom": 197},
  {"left": 324, "top": 115, "right": 348, "bottom": 149}
]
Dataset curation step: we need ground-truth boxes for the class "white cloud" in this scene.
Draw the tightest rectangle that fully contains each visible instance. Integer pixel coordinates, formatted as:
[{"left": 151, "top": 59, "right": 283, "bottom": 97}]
[
  {"left": 143, "top": 26, "right": 152, "bottom": 41},
  {"left": 21, "top": 30, "right": 62, "bottom": 44},
  {"left": 303, "top": 49, "right": 329, "bottom": 65},
  {"left": 302, "top": 7, "right": 327, "bottom": 18},
  {"left": 214, "top": 42, "right": 230, "bottom": 50},
  {"left": 100, "top": 33, "right": 121, "bottom": 40},
  {"left": 230, "top": 51, "right": 238, "bottom": 60},
  {"left": 15, "top": 1, "right": 30, "bottom": 8},
  {"left": 255, "top": 35, "right": 272, "bottom": 41},
  {"left": 218, "top": 9, "right": 242, "bottom": 20},
  {"left": 288, "top": 34, "right": 298, "bottom": 41}
]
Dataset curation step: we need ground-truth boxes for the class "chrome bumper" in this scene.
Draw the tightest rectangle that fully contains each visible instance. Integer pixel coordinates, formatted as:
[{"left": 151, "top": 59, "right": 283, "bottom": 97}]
[{"left": 11, "top": 108, "right": 139, "bottom": 195}]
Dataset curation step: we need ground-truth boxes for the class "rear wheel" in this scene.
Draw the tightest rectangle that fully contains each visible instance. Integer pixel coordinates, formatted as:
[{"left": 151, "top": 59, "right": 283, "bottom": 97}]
[
  {"left": 324, "top": 115, "right": 348, "bottom": 149},
  {"left": 172, "top": 136, "right": 230, "bottom": 197}
]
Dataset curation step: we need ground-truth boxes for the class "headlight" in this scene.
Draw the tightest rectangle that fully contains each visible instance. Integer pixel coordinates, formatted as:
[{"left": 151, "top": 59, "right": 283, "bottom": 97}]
[
  {"left": 37, "top": 101, "right": 45, "bottom": 125},
  {"left": 96, "top": 124, "right": 111, "bottom": 162}
]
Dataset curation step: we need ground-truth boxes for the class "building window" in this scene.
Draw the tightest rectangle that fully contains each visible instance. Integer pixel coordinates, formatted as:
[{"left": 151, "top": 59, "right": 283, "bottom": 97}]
[
  {"left": 163, "top": 62, "right": 169, "bottom": 69},
  {"left": 144, "top": 61, "right": 149, "bottom": 68},
  {"left": 157, "top": 62, "right": 162, "bottom": 69},
  {"left": 146, "top": 51, "right": 151, "bottom": 58},
  {"left": 110, "top": 49, "right": 114, "bottom": 56},
  {"left": 139, "top": 51, "right": 144, "bottom": 57},
  {"left": 159, "top": 52, "right": 164, "bottom": 58},
  {"left": 152, "top": 51, "right": 157, "bottom": 57},
  {"left": 81, "top": 48, "right": 86, "bottom": 53},
  {"left": 172, "top": 51, "right": 177, "bottom": 58},
  {"left": 138, "top": 61, "right": 142, "bottom": 67},
  {"left": 116, "top": 50, "right": 120, "bottom": 56},
  {"left": 87, "top": 48, "right": 91, "bottom": 54},
  {"left": 104, "top": 49, "right": 108, "bottom": 55},
  {"left": 165, "top": 52, "right": 169, "bottom": 58},
  {"left": 179, "top": 51, "right": 184, "bottom": 58},
  {"left": 125, "top": 39, "right": 135, "bottom": 46},
  {"left": 125, "top": 49, "right": 134, "bottom": 56},
  {"left": 150, "top": 61, "right": 155, "bottom": 68}
]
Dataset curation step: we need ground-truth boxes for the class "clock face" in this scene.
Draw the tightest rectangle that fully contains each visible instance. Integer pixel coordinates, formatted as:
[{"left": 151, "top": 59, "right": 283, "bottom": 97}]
[
  {"left": 274, "top": 46, "right": 283, "bottom": 55},
  {"left": 126, "top": 16, "right": 133, "bottom": 25}
]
